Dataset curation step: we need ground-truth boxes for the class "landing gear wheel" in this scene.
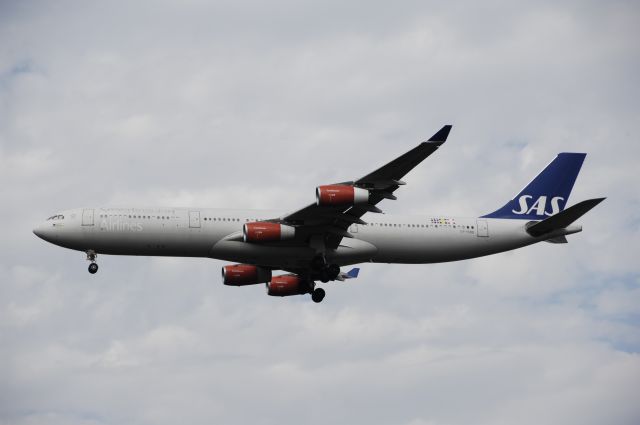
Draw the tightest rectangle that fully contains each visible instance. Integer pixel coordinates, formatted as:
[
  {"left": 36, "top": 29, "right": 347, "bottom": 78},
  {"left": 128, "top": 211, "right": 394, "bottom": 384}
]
[
  {"left": 88, "top": 263, "right": 99, "bottom": 274},
  {"left": 311, "top": 288, "right": 325, "bottom": 303},
  {"left": 327, "top": 264, "right": 340, "bottom": 280},
  {"left": 319, "top": 269, "right": 330, "bottom": 283}
]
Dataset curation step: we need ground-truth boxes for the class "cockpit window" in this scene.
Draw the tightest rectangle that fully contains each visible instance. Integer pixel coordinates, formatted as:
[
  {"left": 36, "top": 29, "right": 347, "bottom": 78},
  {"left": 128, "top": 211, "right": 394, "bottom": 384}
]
[{"left": 46, "top": 214, "right": 64, "bottom": 220}]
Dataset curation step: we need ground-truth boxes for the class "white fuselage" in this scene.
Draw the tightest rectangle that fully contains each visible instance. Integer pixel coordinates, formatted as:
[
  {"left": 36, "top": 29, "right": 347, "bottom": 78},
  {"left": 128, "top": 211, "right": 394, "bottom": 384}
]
[{"left": 33, "top": 207, "right": 580, "bottom": 268}]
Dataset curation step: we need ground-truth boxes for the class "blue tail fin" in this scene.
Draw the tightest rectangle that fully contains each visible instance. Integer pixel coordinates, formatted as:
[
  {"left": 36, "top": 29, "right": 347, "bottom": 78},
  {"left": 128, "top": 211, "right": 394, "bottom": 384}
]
[{"left": 482, "top": 153, "right": 586, "bottom": 220}]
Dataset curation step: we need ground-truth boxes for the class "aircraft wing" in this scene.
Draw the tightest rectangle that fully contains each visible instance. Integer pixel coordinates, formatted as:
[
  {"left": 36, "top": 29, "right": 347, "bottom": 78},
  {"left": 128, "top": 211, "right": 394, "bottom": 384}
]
[{"left": 276, "top": 125, "right": 452, "bottom": 249}]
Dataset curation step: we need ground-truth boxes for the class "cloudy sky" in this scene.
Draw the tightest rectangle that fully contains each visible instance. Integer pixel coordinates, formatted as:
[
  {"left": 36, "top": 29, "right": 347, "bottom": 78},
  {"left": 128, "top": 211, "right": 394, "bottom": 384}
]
[{"left": 1, "top": 0, "right": 639, "bottom": 424}]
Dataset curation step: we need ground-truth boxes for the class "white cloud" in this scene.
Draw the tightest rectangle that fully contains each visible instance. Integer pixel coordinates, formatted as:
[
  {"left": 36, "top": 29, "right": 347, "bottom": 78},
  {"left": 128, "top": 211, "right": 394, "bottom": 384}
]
[{"left": 1, "top": 0, "right": 639, "bottom": 424}]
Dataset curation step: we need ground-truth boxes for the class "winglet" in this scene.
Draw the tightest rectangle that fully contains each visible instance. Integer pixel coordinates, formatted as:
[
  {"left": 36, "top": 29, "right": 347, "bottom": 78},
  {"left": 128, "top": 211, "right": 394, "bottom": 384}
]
[
  {"left": 335, "top": 267, "right": 361, "bottom": 282},
  {"left": 346, "top": 268, "right": 360, "bottom": 278},
  {"left": 427, "top": 125, "right": 452, "bottom": 144}
]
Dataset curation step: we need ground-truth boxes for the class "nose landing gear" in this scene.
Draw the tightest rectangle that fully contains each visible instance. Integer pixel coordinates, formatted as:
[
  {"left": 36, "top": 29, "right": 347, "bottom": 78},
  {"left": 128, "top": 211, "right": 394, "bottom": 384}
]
[{"left": 86, "top": 250, "right": 98, "bottom": 274}]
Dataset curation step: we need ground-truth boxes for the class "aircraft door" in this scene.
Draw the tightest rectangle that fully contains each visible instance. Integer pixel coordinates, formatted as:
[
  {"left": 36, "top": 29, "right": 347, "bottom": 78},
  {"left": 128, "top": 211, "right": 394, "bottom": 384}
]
[
  {"left": 476, "top": 219, "right": 489, "bottom": 237},
  {"left": 189, "top": 211, "right": 201, "bottom": 228},
  {"left": 82, "top": 209, "right": 94, "bottom": 226}
]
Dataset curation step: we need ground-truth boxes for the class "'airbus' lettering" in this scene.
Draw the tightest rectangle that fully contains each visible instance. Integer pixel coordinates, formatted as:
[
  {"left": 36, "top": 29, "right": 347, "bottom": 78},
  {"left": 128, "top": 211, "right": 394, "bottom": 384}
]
[{"left": 511, "top": 195, "right": 564, "bottom": 216}]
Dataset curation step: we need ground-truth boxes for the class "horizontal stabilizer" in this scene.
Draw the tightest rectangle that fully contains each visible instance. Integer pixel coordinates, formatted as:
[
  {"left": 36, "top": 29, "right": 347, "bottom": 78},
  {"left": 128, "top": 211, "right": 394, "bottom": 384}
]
[
  {"left": 544, "top": 235, "right": 568, "bottom": 244},
  {"left": 527, "top": 198, "right": 605, "bottom": 237}
]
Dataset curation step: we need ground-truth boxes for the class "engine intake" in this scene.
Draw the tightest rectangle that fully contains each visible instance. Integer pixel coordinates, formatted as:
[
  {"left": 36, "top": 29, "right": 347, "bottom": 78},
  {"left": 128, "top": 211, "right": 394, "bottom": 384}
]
[
  {"left": 222, "top": 264, "right": 272, "bottom": 286},
  {"left": 243, "top": 222, "right": 295, "bottom": 242},
  {"left": 267, "top": 274, "right": 313, "bottom": 296},
  {"left": 316, "top": 185, "right": 369, "bottom": 206}
]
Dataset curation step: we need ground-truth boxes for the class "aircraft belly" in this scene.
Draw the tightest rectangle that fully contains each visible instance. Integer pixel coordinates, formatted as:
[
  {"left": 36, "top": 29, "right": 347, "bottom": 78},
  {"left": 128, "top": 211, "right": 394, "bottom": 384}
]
[
  {"left": 361, "top": 222, "right": 533, "bottom": 263},
  {"left": 210, "top": 240, "right": 316, "bottom": 268},
  {"left": 327, "top": 238, "right": 378, "bottom": 266}
]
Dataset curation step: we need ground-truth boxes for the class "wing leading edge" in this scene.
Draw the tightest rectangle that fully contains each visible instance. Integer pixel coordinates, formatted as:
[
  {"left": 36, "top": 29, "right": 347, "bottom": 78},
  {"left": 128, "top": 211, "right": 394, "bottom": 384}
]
[{"left": 278, "top": 125, "right": 452, "bottom": 249}]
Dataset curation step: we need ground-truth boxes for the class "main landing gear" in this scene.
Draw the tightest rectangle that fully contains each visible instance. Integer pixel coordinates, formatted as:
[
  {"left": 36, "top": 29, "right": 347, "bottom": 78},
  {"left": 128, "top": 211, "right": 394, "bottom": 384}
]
[
  {"left": 311, "top": 255, "right": 341, "bottom": 283},
  {"left": 311, "top": 287, "right": 325, "bottom": 303},
  {"left": 309, "top": 255, "right": 339, "bottom": 303},
  {"left": 86, "top": 250, "right": 99, "bottom": 274}
]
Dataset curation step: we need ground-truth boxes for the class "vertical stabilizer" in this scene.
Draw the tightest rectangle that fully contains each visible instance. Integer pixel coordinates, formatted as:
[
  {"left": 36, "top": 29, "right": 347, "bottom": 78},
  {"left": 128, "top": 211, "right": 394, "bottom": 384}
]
[{"left": 483, "top": 153, "right": 586, "bottom": 220}]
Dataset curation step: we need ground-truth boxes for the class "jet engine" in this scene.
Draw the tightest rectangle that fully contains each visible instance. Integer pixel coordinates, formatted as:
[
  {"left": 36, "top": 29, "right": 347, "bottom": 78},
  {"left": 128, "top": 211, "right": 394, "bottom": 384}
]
[
  {"left": 267, "top": 274, "right": 313, "bottom": 296},
  {"left": 243, "top": 222, "right": 295, "bottom": 242},
  {"left": 222, "top": 264, "right": 272, "bottom": 286},
  {"left": 316, "top": 185, "right": 369, "bottom": 206}
]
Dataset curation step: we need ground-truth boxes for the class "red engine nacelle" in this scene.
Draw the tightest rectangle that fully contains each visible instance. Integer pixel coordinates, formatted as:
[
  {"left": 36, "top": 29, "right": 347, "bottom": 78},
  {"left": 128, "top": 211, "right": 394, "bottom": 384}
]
[
  {"left": 267, "top": 274, "right": 313, "bottom": 296},
  {"left": 222, "top": 264, "right": 272, "bottom": 286},
  {"left": 316, "top": 185, "right": 369, "bottom": 206},
  {"left": 243, "top": 222, "right": 295, "bottom": 242}
]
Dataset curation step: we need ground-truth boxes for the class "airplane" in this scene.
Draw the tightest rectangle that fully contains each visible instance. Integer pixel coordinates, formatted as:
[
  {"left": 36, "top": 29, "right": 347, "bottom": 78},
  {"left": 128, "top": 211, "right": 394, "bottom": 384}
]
[{"left": 33, "top": 125, "right": 604, "bottom": 303}]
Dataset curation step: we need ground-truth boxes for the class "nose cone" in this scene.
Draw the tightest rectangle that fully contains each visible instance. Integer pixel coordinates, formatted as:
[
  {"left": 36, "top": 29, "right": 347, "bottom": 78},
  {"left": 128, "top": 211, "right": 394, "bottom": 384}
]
[{"left": 33, "top": 222, "right": 54, "bottom": 242}]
